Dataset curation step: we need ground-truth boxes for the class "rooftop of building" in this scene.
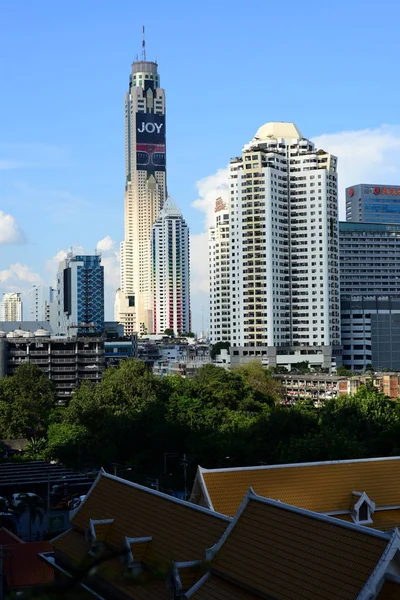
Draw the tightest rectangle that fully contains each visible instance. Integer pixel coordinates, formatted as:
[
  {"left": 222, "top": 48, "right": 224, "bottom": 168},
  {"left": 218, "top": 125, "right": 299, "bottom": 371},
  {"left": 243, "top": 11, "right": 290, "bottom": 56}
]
[
  {"left": 190, "top": 456, "right": 400, "bottom": 525},
  {"left": 0, "top": 322, "right": 52, "bottom": 336},
  {"left": 340, "top": 221, "right": 400, "bottom": 232},
  {"left": 252, "top": 121, "right": 303, "bottom": 141}
]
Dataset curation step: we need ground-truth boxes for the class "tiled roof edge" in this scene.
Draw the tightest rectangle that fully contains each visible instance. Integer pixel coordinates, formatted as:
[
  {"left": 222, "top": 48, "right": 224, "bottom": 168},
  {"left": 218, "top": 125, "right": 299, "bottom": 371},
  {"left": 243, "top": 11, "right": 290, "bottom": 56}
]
[
  {"left": 185, "top": 572, "right": 211, "bottom": 598},
  {"left": 197, "top": 466, "right": 215, "bottom": 511},
  {"left": 50, "top": 527, "right": 74, "bottom": 546},
  {"left": 251, "top": 492, "right": 391, "bottom": 541},
  {"left": 102, "top": 471, "right": 232, "bottom": 522},
  {"left": 356, "top": 528, "right": 400, "bottom": 599},
  {"left": 200, "top": 455, "right": 400, "bottom": 475},
  {"left": 40, "top": 553, "right": 106, "bottom": 599},
  {"left": 205, "top": 490, "right": 252, "bottom": 562},
  {"left": 70, "top": 468, "right": 105, "bottom": 528}
]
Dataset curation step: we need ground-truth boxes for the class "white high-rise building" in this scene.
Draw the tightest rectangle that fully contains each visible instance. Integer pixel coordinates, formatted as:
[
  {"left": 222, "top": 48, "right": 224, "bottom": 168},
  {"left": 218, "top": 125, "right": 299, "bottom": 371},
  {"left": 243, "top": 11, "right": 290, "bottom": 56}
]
[
  {"left": 115, "top": 54, "right": 166, "bottom": 337},
  {"left": 27, "top": 285, "right": 55, "bottom": 322},
  {"left": 209, "top": 198, "right": 230, "bottom": 343},
  {"left": 227, "top": 122, "right": 340, "bottom": 370},
  {"left": 152, "top": 197, "right": 190, "bottom": 335},
  {"left": 0, "top": 293, "right": 22, "bottom": 322}
]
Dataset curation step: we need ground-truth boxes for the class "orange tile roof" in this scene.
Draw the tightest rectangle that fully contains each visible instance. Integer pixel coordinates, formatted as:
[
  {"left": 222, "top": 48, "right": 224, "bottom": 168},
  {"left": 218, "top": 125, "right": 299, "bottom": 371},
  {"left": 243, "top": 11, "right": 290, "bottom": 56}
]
[
  {"left": 336, "top": 508, "right": 400, "bottom": 531},
  {"left": 69, "top": 471, "right": 230, "bottom": 566},
  {"left": 52, "top": 528, "right": 91, "bottom": 565},
  {"left": 52, "top": 470, "right": 231, "bottom": 599},
  {"left": 196, "top": 456, "right": 400, "bottom": 517},
  {"left": 205, "top": 492, "right": 391, "bottom": 600},
  {"left": 3, "top": 541, "right": 54, "bottom": 589}
]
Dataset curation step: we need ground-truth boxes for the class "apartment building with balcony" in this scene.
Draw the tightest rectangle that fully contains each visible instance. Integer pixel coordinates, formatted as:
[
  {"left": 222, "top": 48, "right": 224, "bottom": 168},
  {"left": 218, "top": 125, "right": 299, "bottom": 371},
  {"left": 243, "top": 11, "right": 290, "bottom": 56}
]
[
  {"left": 209, "top": 197, "right": 230, "bottom": 343},
  {"left": 227, "top": 122, "right": 340, "bottom": 370}
]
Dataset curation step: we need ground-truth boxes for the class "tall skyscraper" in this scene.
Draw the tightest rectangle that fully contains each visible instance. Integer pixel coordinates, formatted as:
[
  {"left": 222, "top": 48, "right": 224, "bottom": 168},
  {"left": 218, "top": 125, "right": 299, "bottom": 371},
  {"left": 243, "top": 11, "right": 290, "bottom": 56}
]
[
  {"left": 115, "top": 51, "right": 166, "bottom": 336},
  {"left": 209, "top": 198, "right": 230, "bottom": 343},
  {"left": 152, "top": 197, "right": 190, "bottom": 335},
  {"left": 0, "top": 293, "right": 22, "bottom": 322},
  {"left": 56, "top": 253, "right": 104, "bottom": 336},
  {"left": 27, "top": 285, "right": 55, "bottom": 322},
  {"left": 226, "top": 122, "right": 340, "bottom": 371},
  {"left": 346, "top": 184, "right": 400, "bottom": 223}
]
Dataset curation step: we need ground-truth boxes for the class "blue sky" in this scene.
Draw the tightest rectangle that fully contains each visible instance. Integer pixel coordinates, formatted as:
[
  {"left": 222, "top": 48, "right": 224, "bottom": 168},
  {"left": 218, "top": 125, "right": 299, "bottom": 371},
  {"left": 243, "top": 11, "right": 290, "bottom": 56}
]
[{"left": 2, "top": 0, "right": 400, "bottom": 331}]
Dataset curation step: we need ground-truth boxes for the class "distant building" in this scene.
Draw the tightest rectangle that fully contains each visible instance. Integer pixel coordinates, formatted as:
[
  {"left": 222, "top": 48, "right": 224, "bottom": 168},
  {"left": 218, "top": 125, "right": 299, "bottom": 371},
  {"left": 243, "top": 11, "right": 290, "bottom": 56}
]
[
  {"left": 209, "top": 198, "right": 230, "bottom": 344},
  {"left": 339, "top": 221, "right": 400, "bottom": 371},
  {"left": 0, "top": 324, "right": 104, "bottom": 404},
  {"left": 0, "top": 293, "right": 22, "bottom": 322},
  {"left": 115, "top": 56, "right": 166, "bottom": 337},
  {"left": 27, "top": 285, "right": 55, "bottom": 322},
  {"left": 56, "top": 253, "right": 104, "bottom": 336},
  {"left": 104, "top": 338, "right": 138, "bottom": 367},
  {"left": 346, "top": 183, "right": 400, "bottom": 223},
  {"left": 152, "top": 197, "right": 190, "bottom": 335}
]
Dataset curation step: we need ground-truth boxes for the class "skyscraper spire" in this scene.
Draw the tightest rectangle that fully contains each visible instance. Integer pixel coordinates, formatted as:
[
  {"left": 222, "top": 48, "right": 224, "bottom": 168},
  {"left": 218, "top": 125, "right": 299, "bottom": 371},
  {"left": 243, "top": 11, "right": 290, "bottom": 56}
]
[{"left": 142, "top": 25, "right": 146, "bottom": 61}]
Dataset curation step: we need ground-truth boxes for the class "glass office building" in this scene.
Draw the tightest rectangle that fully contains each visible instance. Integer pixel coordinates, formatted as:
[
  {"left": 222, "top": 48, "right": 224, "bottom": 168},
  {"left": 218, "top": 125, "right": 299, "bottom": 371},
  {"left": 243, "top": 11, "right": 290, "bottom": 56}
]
[{"left": 346, "top": 184, "right": 400, "bottom": 223}]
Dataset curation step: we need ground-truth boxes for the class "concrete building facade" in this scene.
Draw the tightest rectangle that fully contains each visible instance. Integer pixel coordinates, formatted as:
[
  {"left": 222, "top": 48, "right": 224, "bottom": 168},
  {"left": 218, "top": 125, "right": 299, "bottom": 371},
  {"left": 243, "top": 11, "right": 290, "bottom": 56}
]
[
  {"left": 209, "top": 198, "right": 230, "bottom": 344},
  {"left": 27, "top": 285, "right": 55, "bottom": 322},
  {"left": 152, "top": 197, "right": 190, "bottom": 335},
  {"left": 0, "top": 293, "right": 22, "bottom": 322},
  {"left": 115, "top": 58, "right": 166, "bottom": 336},
  {"left": 227, "top": 122, "right": 340, "bottom": 371}
]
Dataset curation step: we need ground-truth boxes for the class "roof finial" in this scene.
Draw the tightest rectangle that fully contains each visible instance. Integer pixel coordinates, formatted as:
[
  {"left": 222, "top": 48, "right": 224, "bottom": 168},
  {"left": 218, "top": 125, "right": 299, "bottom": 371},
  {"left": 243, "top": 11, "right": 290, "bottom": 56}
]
[{"left": 142, "top": 25, "right": 146, "bottom": 61}]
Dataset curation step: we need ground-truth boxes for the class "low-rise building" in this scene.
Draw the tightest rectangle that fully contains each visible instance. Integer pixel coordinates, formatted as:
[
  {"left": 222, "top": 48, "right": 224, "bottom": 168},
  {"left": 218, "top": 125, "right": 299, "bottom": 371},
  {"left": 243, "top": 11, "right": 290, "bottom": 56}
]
[
  {"left": 104, "top": 337, "right": 138, "bottom": 367},
  {"left": 0, "top": 323, "right": 104, "bottom": 404}
]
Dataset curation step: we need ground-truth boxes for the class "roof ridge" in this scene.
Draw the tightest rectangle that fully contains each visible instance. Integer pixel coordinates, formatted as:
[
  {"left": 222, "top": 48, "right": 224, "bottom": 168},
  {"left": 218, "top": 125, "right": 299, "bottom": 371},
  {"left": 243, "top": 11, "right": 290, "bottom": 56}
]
[
  {"left": 250, "top": 491, "right": 391, "bottom": 541},
  {"left": 199, "top": 455, "right": 400, "bottom": 474},
  {"left": 102, "top": 471, "right": 232, "bottom": 522}
]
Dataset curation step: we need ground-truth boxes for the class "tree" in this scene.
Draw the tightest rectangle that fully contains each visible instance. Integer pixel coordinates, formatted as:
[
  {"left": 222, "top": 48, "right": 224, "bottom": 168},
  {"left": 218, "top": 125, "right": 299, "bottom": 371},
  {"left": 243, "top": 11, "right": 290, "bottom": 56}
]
[
  {"left": 0, "top": 363, "right": 55, "bottom": 437},
  {"left": 210, "top": 341, "right": 230, "bottom": 360},
  {"left": 336, "top": 366, "right": 353, "bottom": 377},
  {"left": 235, "top": 361, "right": 283, "bottom": 404},
  {"left": 164, "top": 329, "right": 175, "bottom": 337},
  {"left": 291, "top": 361, "right": 310, "bottom": 374}
]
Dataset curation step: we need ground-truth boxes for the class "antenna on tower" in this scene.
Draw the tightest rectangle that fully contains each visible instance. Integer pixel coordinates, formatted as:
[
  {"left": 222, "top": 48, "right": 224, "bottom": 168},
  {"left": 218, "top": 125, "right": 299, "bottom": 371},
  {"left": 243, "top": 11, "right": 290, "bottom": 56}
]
[{"left": 142, "top": 25, "right": 146, "bottom": 61}]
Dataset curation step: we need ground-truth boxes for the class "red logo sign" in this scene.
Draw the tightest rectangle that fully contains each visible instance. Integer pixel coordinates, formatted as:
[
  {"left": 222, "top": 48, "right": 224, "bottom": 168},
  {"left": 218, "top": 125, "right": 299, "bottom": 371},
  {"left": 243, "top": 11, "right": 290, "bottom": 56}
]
[
  {"left": 348, "top": 188, "right": 355, "bottom": 197},
  {"left": 373, "top": 187, "right": 381, "bottom": 195}
]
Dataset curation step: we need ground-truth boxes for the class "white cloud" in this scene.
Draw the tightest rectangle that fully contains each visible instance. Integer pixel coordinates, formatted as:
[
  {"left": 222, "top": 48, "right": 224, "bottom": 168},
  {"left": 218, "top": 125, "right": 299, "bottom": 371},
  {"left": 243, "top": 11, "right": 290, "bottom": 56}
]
[
  {"left": 96, "top": 235, "right": 120, "bottom": 289},
  {"left": 191, "top": 167, "right": 229, "bottom": 230},
  {"left": 312, "top": 124, "right": 400, "bottom": 218},
  {"left": 45, "top": 247, "right": 83, "bottom": 276},
  {"left": 0, "top": 263, "right": 43, "bottom": 286},
  {"left": 0, "top": 211, "right": 24, "bottom": 244}
]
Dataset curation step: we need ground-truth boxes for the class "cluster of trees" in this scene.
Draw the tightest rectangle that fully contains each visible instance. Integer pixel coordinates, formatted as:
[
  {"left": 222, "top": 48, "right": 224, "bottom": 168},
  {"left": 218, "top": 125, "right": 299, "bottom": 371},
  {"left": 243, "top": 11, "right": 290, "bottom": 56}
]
[{"left": 1, "top": 361, "right": 400, "bottom": 492}]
